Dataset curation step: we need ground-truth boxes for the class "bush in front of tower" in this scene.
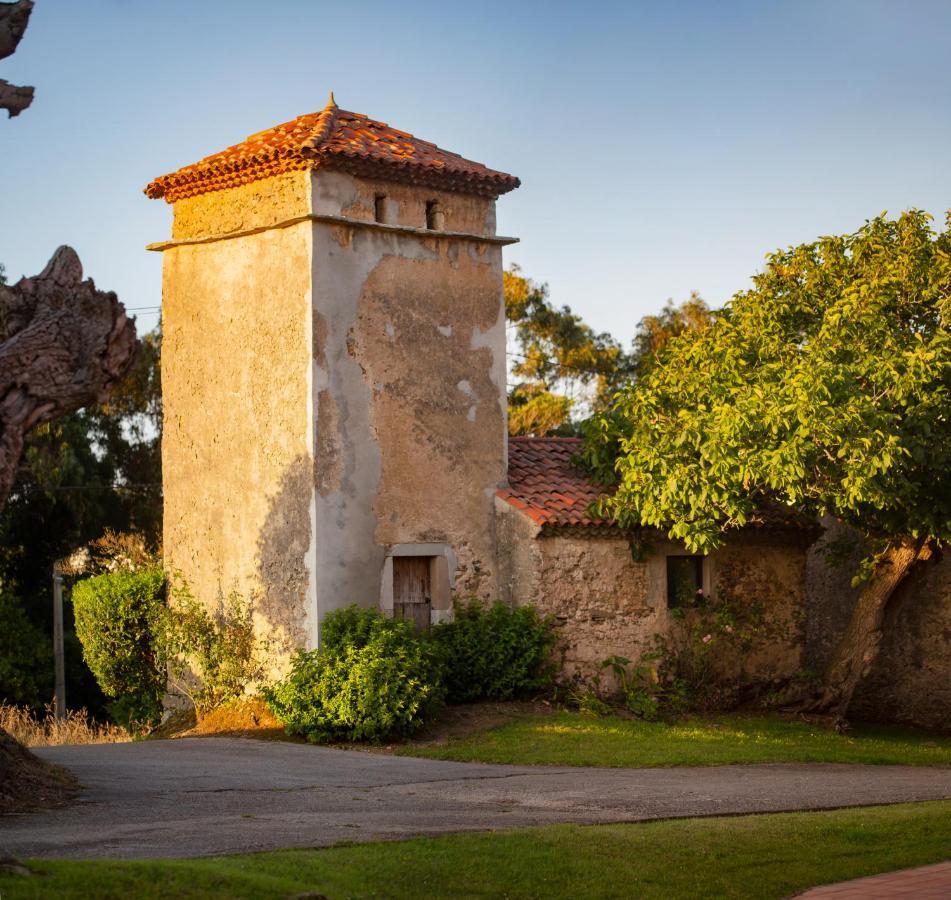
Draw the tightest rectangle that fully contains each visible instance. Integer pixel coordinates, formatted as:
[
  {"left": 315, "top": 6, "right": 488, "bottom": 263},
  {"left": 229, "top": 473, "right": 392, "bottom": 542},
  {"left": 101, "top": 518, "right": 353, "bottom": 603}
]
[
  {"left": 264, "top": 608, "right": 445, "bottom": 743},
  {"left": 430, "top": 600, "right": 557, "bottom": 704}
]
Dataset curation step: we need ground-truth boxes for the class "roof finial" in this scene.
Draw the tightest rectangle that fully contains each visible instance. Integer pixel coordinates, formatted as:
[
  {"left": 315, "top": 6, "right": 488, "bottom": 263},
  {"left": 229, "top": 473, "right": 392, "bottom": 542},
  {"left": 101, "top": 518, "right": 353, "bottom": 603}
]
[{"left": 327, "top": 91, "right": 337, "bottom": 109}]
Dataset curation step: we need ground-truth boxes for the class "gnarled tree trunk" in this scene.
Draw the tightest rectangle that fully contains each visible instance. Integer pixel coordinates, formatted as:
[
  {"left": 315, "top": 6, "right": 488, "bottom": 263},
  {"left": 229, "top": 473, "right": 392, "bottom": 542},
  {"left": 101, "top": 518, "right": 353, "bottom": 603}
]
[
  {"left": 801, "top": 536, "right": 931, "bottom": 722},
  {"left": 0, "top": 248, "right": 136, "bottom": 813},
  {"left": 0, "top": 246, "right": 138, "bottom": 507},
  {"left": 0, "top": 0, "right": 34, "bottom": 117}
]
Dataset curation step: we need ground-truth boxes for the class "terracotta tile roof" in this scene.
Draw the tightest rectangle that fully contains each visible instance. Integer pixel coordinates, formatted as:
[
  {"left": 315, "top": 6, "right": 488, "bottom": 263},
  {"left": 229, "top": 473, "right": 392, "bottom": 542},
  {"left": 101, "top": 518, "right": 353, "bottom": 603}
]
[
  {"left": 500, "top": 436, "right": 818, "bottom": 537},
  {"left": 499, "top": 437, "right": 610, "bottom": 530},
  {"left": 145, "top": 94, "right": 520, "bottom": 203}
]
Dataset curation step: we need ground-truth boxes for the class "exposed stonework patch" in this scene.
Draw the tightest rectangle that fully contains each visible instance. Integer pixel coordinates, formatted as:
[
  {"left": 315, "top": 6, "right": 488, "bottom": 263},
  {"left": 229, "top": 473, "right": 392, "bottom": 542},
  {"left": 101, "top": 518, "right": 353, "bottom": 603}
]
[
  {"left": 312, "top": 308, "right": 329, "bottom": 369},
  {"left": 353, "top": 245, "right": 506, "bottom": 598},
  {"left": 256, "top": 455, "right": 312, "bottom": 662},
  {"left": 171, "top": 170, "right": 310, "bottom": 241}
]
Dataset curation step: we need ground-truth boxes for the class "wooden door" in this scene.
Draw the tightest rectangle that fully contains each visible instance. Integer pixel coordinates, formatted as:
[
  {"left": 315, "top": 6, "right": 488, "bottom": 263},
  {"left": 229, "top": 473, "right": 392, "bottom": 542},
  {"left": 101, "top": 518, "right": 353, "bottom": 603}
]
[{"left": 393, "top": 557, "right": 431, "bottom": 632}]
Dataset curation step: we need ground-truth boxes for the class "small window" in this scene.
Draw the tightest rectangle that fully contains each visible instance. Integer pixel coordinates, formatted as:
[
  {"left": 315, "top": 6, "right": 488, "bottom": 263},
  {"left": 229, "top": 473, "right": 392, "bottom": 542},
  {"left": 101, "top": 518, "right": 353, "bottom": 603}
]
[
  {"left": 374, "top": 194, "right": 387, "bottom": 224},
  {"left": 425, "top": 200, "right": 444, "bottom": 231},
  {"left": 666, "top": 555, "right": 704, "bottom": 608}
]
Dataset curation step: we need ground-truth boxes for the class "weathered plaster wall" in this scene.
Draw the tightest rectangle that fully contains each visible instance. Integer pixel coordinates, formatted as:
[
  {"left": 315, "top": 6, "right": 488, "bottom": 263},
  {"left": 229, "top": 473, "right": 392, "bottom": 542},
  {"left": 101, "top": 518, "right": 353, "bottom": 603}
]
[
  {"left": 171, "top": 170, "right": 311, "bottom": 240},
  {"left": 807, "top": 521, "right": 951, "bottom": 730},
  {"left": 161, "top": 176, "right": 313, "bottom": 669},
  {"left": 309, "top": 170, "right": 508, "bottom": 636},
  {"left": 498, "top": 518, "right": 807, "bottom": 685},
  {"left": 313, "top": 170, "right": 496, "bottom": 235}
]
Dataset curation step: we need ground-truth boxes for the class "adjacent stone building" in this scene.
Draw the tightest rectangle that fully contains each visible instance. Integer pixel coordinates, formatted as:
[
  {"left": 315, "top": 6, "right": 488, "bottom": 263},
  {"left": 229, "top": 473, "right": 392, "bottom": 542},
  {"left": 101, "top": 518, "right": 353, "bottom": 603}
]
[{"left": 496, "top": 437, "right": 817, "bottom": 686}]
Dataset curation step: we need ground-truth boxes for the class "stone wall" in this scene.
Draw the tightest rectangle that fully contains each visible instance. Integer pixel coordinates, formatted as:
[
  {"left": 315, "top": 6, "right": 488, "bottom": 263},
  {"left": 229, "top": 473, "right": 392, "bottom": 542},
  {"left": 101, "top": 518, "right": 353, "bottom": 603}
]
[
  {"left": 850, "top": 553, "right": 951, "bottom": 730},
  {"left": 807, "top": 521, "right": 951, "bottom": 730},
  {"left": 497, "top": 508, "right": 808, "bottom": 687}
]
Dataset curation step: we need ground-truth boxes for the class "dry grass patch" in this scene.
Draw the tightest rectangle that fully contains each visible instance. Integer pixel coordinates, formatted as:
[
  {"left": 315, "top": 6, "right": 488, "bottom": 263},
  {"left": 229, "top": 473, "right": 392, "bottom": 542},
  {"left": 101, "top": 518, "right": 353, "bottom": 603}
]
[{"left": 0, "top": 704, "right": 130, "bottom": 748}]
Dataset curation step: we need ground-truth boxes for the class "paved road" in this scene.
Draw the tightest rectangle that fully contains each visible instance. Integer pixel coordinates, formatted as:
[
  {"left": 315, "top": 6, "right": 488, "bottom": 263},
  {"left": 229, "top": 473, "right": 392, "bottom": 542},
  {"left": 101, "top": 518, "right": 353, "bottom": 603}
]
[{"left": 2, "top": 738, "right": 950, "bottom": 859}]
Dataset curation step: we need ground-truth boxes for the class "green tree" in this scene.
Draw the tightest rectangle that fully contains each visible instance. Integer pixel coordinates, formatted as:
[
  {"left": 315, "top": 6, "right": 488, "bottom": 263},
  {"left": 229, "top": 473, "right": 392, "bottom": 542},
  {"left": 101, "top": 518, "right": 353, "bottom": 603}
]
[
  {"left": 0, "top": 321, "right": 162, "bottom": 713},
  {"left": 583, "top": 211, "right": 951, "bottom": 719},
  {"left": 505, "top": 268, "right": 712, "bottom": 436},
  {"left": 505, "top": 266, "right": 626, "bottom": 434},
  {"left": 630, "top": 291, "right": 714, "bottom": 378}
]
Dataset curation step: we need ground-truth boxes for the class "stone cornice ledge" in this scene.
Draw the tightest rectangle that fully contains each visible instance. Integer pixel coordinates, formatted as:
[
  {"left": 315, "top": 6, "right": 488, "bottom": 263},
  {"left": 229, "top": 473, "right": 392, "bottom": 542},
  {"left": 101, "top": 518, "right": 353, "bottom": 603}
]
[{"left": 146, "top": 213, "right": 519, "bottom": 251}]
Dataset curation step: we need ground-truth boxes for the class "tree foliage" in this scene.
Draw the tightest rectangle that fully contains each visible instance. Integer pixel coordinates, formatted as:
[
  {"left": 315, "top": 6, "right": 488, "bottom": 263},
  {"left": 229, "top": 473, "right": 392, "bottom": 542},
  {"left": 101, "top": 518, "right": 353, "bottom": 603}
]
[
  {"left": 0, "top": 319, "right": 161, "bottom": 712},
  {"left": 630, "top": 292, "right": 713, "bottom": 379},
  {"left": 71, "top": 567, "right": 167, "bottom": 728},
  {"left": 505, "top": 266, "right": 626, "bottom": 434},
  {"left": 504, "top": 266, "right": 710, "bottom": 436},
  {"left": 583, "top": 210, "right": 951, "bottom": 556}
]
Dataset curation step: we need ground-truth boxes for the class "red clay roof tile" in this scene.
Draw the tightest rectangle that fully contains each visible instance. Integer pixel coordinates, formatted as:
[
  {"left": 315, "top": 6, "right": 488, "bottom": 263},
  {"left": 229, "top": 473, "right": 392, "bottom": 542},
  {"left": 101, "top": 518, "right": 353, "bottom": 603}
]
[
  {"left": 501, "top": 437, "right": 610, "bottom": 530},
  {"left": 145, "top": 94, "right": 519, "bottom": 203},
  {"left": 501, "top": 436, "right": 818, "bottom": 536}
]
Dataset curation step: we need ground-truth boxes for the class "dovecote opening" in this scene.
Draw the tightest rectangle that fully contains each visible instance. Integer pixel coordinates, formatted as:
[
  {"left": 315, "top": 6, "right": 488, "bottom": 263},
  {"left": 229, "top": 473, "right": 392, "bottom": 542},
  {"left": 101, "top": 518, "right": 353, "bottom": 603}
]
[
  {"left": 374, "top": 194, "right": 387, "bottom": 224},
  {"left": 425, "top": 200, "right": 444, "bottom": 231}
]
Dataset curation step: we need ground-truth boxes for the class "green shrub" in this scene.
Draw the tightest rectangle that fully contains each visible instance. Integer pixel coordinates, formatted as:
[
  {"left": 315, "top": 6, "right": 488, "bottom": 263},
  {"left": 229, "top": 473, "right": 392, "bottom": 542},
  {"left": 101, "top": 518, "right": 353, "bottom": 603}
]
[
  {"left": 163, "top": 585, "right": 269, "bottom": 714},
  {"left": 319, "top": 603, "right": 393, "bottom": 653},
  {"left": 265, "top": 608, "right": 444, "bottom": 742},
  {"left": 431, "top": 600, "right": 556, "bottom": 703},
  {"left": 71, "top": 567, "right": 166, "bottom": 728}
]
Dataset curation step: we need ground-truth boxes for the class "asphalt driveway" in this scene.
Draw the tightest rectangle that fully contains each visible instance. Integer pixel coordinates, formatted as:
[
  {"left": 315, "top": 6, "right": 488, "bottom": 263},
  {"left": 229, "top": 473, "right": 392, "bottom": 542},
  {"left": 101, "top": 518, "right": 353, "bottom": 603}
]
[{"left": 2, "top": 737, "right": 950, "bottom": 860}]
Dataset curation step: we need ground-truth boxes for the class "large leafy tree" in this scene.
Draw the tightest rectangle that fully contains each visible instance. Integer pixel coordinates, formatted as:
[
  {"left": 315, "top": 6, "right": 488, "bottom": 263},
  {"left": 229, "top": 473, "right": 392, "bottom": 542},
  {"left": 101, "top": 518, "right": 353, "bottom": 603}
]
[
  {"left": 583, "top": 211, "right": 951, "bottom": 720},
  {"left": 505, "top": 267, "right": 711, "bottom": 435},
  {"left": 505, "top": 266, "right": 626, "bottom": 435},
  {"left": 629, "top": 291, "right": 713, "bottom": 379}
]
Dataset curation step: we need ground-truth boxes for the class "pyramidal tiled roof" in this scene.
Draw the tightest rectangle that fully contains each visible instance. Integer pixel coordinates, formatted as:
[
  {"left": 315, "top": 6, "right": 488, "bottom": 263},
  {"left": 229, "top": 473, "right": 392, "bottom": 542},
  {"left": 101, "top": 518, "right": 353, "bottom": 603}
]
[{"left": 145, "top": 94, "right": 520, "bottom": 203}]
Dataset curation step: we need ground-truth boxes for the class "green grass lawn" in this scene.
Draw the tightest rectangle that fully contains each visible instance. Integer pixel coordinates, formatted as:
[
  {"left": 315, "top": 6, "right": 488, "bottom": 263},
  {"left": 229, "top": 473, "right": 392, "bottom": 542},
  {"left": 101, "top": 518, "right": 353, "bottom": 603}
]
[
  {"left": 3, "top": 801, "right": 950, "bottom": 899},
  {"left": 398, "top": 711, "right": 951, "bottom": 768}
]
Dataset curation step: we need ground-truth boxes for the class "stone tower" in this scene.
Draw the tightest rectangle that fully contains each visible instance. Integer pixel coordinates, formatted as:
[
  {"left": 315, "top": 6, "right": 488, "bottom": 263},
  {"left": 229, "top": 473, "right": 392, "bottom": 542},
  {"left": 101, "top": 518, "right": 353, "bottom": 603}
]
[{"left": 146, "top": 95, "right": 519, "bottom": 659}]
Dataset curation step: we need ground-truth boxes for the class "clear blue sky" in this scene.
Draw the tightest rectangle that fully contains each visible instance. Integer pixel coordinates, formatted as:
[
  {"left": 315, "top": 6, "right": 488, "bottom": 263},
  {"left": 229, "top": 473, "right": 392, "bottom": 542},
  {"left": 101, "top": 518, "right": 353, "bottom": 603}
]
[{"left": 2, "top": 0, "right": 950, "bottom": 340}]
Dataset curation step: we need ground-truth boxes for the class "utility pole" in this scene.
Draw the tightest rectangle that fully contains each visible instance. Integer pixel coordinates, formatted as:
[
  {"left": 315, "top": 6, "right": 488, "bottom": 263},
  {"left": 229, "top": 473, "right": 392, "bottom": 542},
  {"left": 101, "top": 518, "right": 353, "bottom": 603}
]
[{"left": 52, "top": 560, "right": 65, "bottom": 721}]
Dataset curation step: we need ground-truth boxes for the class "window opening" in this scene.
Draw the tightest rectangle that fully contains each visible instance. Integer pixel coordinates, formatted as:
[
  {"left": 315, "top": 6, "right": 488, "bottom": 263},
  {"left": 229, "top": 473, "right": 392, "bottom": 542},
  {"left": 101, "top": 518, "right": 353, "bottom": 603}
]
[
  {"left": 425, "top": 200, "right": 444, "bottom": 231},
  {"left": 666, "top": 555, "right": 704, "bottom": 608}
]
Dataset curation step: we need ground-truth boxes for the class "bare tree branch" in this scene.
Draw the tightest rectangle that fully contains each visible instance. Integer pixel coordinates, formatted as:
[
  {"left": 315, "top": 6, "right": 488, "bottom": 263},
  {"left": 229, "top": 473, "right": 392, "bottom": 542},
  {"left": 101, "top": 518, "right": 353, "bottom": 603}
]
[
  {"left": 0, "top": 77, "right": 32, "bottom": 116},
  {"left": 0, "top": 0, "right": 32, "bottom": 60},
  {"left": 0, "top": 0, "right": 34, "bottom": 117},
  {"left": 0, "top": 246, "right": 139, "bottom": 507}
]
